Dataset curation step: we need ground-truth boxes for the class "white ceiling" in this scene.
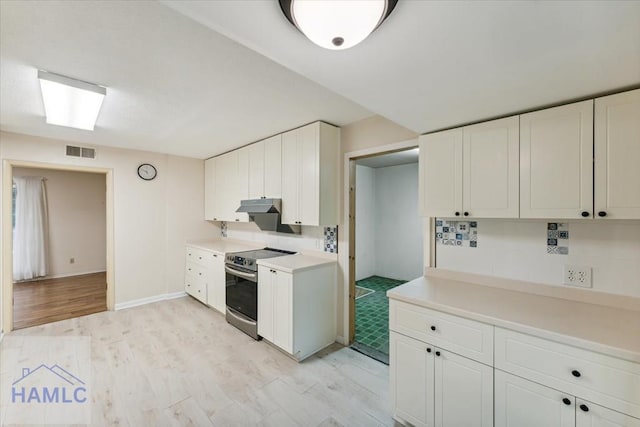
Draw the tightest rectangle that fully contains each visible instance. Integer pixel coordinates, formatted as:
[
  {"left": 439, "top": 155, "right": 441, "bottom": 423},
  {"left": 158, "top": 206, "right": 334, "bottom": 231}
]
[
  {"left": 356, "top": 149, "right": 418, "bottom": 169},
  {"left": 2, "top": 1, "right": 639, "bottom": 160}
]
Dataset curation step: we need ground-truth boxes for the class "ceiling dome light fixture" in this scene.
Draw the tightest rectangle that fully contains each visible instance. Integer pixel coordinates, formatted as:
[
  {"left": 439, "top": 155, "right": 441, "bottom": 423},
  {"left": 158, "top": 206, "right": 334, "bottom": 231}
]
[{"left": 279, "top": 0, "right": 398, "bottom": 50}]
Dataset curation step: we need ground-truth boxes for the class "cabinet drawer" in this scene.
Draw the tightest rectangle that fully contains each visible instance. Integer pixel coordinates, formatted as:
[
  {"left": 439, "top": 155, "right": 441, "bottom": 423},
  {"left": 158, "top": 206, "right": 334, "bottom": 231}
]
[
  {"left": 389, "top": 300, "right": 493, "bottom": 365},
  {"left": 185, "top": 246, "right": 210, "bottom": 267},
  {"left": 495, "top": 327, "right": 640, "bottom": 418},
  {"left": 185, "top": 277, "right": 206, "bottom": 303},
  {"left": 185, "top": 261, "right": 207, "bottom": 281}
]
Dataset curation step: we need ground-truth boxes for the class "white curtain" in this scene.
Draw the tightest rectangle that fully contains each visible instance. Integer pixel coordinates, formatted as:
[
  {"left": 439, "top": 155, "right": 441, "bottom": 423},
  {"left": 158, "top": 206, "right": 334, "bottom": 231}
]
[{"left": 13, "top": 176, "right": 49, "bottom": 281}]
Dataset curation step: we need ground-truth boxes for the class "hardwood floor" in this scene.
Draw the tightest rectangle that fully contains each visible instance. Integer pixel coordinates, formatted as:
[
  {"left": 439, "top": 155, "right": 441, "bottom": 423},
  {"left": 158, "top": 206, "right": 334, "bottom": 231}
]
[
  {"left": 2, "top": 296, "right": 398, "bottom": 426},
  {"left": 13, "top": 272, "right": 107, "bottom": 329}
]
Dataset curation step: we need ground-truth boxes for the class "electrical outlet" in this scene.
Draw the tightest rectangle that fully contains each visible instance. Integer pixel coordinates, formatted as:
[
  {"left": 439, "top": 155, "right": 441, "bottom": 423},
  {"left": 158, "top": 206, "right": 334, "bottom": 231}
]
[
  {"left": 563, "top": 265, "right": 592, "bottom": 288},
  {"left": 69, "top": 257, "right": 75, "bottom": 264}
]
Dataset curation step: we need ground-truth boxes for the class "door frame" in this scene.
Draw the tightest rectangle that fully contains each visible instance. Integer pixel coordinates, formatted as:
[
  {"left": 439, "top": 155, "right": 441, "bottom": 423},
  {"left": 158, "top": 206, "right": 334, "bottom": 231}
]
[
  {"left": 2, "top": 159, "right": 115, "bottom": 332},
  {"left": 341, "top": 138, "right": 434, "bottom": 344}
]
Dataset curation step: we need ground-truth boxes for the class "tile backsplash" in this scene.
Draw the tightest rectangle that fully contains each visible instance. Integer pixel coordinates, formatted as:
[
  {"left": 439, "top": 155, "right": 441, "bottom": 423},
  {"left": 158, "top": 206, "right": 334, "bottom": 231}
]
[
  {"left": 435, "top": 219, "right": 478, "bottom": 248},
  {"left": 324, "top": 226, "right": 338, "bottom": 253},
  {"left": 435, "top": 219, "right": 640, "bottom": 298}
]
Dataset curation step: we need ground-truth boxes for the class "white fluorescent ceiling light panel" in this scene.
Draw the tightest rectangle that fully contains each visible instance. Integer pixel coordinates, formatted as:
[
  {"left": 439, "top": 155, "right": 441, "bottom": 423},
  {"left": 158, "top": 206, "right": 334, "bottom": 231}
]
[{"left": 38, "top": 70, "right": 106, "bottom": 131}]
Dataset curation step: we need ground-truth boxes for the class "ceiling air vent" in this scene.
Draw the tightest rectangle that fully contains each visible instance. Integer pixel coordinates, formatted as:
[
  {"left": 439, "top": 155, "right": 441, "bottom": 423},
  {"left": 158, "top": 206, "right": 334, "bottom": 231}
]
[{"left": 66, "top": 145, "right": 96, "bottom": 159}]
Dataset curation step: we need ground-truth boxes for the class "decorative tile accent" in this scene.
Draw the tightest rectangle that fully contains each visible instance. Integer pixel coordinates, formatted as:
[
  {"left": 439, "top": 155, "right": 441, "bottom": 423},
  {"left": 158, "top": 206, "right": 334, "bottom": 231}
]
[
  {"left": 220, "top": 221, "right": 227, "bottom": 238},
  {"left": 435, "top": 219, "right": 478, "bottom": 248},
  {"left": 547, "top": 222, "right": 568, "bottom": 255},
  {"left": 324, "top": 226, "right": 338, "bottom": 253}
]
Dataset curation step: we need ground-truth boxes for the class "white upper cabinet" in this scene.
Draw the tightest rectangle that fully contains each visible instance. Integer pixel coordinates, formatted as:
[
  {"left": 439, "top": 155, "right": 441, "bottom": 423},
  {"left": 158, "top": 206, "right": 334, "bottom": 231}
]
[
  {"left": 212, "top": 150, "right": 248, "bottom": 222},
  {"left": 594, "top": 88, "right": 640, "bottom": 220},
  {"left": 204, "top": 157, "right": 215, "bottom": 221},
  {"left": 281, "top": 122, "right": 340, "bottom": 226},
  {"left": 420, "top": 116, "right": 518, "bottom": 218},
  {"left": 463, "top": 116, "right": 519, "bottom": 218},
  {"left": 420, "top": 128, "right": 463, "bottom": 218},
  {"left": 520, "top": 100, "right": 594, "bottom": 219},
  {"left": 248, "top": 134, "right": 282, "bottom": 200}
]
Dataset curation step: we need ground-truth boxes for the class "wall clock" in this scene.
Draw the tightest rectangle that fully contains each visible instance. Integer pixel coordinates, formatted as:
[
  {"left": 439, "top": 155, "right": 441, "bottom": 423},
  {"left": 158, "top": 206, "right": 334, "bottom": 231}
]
[{"left": 137, "top": 163, "right": 157, "bottom": 181}]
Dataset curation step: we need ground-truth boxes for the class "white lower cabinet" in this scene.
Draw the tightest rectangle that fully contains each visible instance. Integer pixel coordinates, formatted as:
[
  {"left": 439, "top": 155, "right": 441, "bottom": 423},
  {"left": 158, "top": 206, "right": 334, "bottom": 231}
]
[
  {"left": 495, "top": 370, "right": 640, "bottom": 427},
  {"left": 390, "top": 332, "right": 493, "bottom": 427},
  {"left": 205, "top": 252, "right": 225, "bottom": 313},
  {"left": 495, "top": 370, "right": 575, "bottom": 427},
  {"left": 185, "top": 245, "right": 225, "bottom": 312},
  {"left": 257, "top": 263, "right": 336, "bottom": 361}
]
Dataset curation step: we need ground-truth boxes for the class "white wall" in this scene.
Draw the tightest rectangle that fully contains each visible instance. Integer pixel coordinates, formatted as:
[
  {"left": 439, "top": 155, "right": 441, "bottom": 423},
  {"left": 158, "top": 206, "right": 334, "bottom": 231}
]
[
  {"left": 0, "top": 131, "right": 219, "bottom": 323},
  {"left": 436, "top": 219, "right": 640, "bottom": 298},
  {"left": 13, "top": 167, "right": 106, "bottom": 278},
  {"left": 355, "top": 163, "right": 423, "bottom": 282},
  {"left": 355, "top": 165, "right": 376, "bottom": 280}
]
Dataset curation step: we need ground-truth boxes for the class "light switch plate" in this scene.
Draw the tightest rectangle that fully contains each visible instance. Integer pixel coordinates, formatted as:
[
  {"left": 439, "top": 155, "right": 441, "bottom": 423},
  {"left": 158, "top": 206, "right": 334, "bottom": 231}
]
[{"left": 563, "top": 265, "right": 592, "bottom": 288}]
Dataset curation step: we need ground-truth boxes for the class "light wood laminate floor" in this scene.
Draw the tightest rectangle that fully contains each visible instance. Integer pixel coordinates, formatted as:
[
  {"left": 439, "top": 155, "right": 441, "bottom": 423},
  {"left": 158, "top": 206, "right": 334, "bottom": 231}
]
[
  {"left": 13, "top": 272, "right": 107, "bottom": 330},
  {"left": 2, "top": 296, "right": 397, "bottom": 426}
]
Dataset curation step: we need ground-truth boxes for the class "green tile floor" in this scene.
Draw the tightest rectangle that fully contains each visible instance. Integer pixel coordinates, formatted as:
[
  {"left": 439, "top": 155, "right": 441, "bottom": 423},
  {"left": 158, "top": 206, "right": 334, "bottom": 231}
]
[{"left": 354, "top": 275, "right": 406, "bottom": 362}]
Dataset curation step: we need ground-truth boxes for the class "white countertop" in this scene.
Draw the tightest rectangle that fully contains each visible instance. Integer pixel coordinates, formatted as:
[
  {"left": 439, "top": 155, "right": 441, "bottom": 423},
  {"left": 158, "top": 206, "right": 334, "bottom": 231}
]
[
  {"left": 186, "top": 239, "right": 264, "bottom": 255},
  {"left": 257, "top": 254, "right": 336, "bottom": 273},
  {"left": 388, "top": 276, "right": 640, "bottom": 363}
]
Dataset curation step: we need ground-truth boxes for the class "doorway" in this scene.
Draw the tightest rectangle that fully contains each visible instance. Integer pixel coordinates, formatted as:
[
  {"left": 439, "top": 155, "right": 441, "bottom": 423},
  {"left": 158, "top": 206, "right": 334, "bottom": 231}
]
[
  {"left": 2, "top": 160, "right": 115, "bottom": 332},
  {"left": 350, "top": 148, "right": 423, "bottom": 363},
  {"left": 11, "top": 167, "right": 107, "bottom": 329}
]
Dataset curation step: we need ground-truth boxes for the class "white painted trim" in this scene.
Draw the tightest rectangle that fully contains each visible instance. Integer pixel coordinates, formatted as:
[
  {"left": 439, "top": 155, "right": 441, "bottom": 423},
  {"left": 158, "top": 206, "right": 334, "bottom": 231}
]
[
  {"left": 115, "top": 291, "right": 187, "bottom": 311},
  {"left": 22, "top": 270, "right": 107, "bottom": 280},
  {"left": 335, "top": 335, "right": 347, "bottom": 346},
  {"left": 341, "top": 138, "right": 419, "bottom": 343}
]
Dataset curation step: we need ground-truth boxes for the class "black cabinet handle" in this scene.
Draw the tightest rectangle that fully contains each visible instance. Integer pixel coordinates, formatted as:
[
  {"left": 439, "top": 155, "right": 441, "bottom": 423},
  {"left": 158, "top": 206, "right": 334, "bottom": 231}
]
[
  {"left": 235, "top": 219, "right": 240, "bottom": 222},
  {"left": 426, "top": 348, "right": 432, "bottom": 353},
  {"left": 581, "top": 211, "right": 590, "bottom": 217},
  {"left": 571, "top": 370, "right": 581, "bottom": 378},
  {"left": 580, "top": 404, "right": 589, "bottom": 412},
  {"left": 435, "top": 351, "right": 441, "bottom": 357},
  {"left": 598, "top": 211, "right": 607, "bottom": 217},
  {"left": 430, "top": 325, "right": 436, "bottom": 331},
  {"left": 562, "top": 398, "right": 571, "bottom": 405},
  {"left": 455, "top": 212, "right": 460, "bottom": 216},
  {"left": 463, "top": 212, "right": 469, "bottom": 217}
]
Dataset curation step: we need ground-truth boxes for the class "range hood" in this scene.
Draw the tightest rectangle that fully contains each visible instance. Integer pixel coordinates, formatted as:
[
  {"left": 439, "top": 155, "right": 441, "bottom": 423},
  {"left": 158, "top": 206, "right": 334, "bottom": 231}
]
[{"left": 236, "top": 199, "right": 301, "bottom": 234}]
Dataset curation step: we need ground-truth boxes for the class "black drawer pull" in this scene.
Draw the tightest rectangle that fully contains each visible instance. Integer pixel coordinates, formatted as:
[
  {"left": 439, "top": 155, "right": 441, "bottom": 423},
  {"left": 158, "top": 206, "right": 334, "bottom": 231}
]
[
  {"left": 463, "top": 212, "right": 469, "bottom": 216},
  {"left": 430, "top": 325, "right": 436, "bottom": 331},
  {"left": 426, "top": 348, "right": 432, "bottom": 353},
  {"left": 598, "top": 211, "right": 607, "bottom": 217},
  {"left": 571, "top": 370, "right": 581, "bottom": 378},
  {"left": 455, "top": 212, "right": 460, "bottom": 216},
  {"left": 435, "top": 351, "right": 441, "bottom": 357},
  {"left": 580, "top": 404, "right": 589, "bottom": 412},
  {"left": 581, "top": 211, "right": 590, "bottom": 217},
  {"left": 562, "top": 398, "right": 571, "bottom": 405}
]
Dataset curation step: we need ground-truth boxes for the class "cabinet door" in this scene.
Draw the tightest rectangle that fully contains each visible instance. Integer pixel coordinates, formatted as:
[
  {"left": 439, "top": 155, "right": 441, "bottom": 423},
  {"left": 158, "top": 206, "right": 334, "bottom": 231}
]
[
  {"left": 594, "top": 89, "right": 640, "bottom": 220},
  {"left": 273, "top": 270, "right": 293, "bottom": 353},
  {"left": 419, "top": 129, "right": 463, "bottom": 218},
  {"left": 434, "top": 349, "right": 493, "bottom": 427},
  {"left": 463, "top": 116, "right": 519, "bottom": 218},
  {"left": 215, "top": 151, "right": 237, "bottom": 221},
  {"left": 204, "top": 157, "right": 216, "bottom": 220},
  {"left": 390, "top": 332, "right": 434, "bottom": 427},
  {"left": 206, "top": 252, "right": 225, "bottom": 313},
  {"left": 520, "top": 100, "right": 594, "bottom": 219},
  {"left": 299, "top": 123, "right": 320, "bottom": 225},
  {"left": 235, "top": 146, "right": 249, "bottom": 222},
  {"left": 257, "top": 266, "right": 274, "bottom": 342},
  {"left": 495, "top": 370, "right": 575, "bottom": 427},
  {"left": 248, "top": 140, "right": 265, "bottom": 200},
  {"left": 576, "top": 399, "right": 640, "bottom": 427},
  {"left": 263, "top": 134, "right": 282, "bottom": 199},
  {"left": 281, "top": 129, "right": 300, "bottom": 225}
]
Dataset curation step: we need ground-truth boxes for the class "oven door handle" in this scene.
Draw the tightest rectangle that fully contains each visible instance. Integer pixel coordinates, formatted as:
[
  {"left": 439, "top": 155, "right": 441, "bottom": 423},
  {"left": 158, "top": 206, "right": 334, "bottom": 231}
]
[
  {"left": 227, "top": 307, "right": 256, "bottom": 325},
  {"left": 225, "top": 265, "right": 257, "bottom": 282}
]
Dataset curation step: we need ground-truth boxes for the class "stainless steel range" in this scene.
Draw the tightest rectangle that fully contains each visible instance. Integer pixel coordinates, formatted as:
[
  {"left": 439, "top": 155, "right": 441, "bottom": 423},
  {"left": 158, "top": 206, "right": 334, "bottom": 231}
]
[{"left": 225, "top": 247, "right": 295, "bottom": 339}]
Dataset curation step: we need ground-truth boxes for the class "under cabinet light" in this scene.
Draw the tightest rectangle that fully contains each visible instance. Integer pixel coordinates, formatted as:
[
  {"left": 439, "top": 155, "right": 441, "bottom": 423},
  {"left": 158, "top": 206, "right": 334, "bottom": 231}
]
[{"left": 38, "top": 70, "right": 106, "bottom": 131}]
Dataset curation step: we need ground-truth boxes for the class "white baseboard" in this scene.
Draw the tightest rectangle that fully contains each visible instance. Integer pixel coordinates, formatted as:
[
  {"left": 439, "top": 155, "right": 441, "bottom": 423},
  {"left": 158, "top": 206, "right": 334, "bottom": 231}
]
[
  {"left": 335, "top": 335, "right": 347, "bottom": 345},
  {"left": 115, "top": 291, "right": 187, "bottom": 311}
]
